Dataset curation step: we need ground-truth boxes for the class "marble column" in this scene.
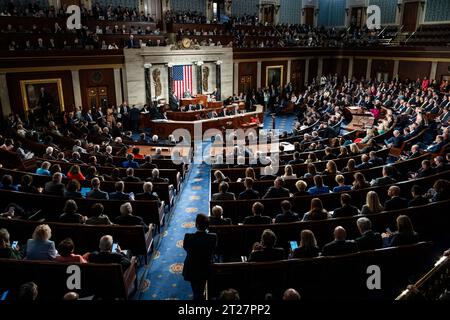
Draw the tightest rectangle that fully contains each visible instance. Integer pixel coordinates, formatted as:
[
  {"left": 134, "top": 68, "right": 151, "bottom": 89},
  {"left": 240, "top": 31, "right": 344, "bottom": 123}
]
[
  {"left": 287, "top": 59, "right": 292, "bottom": 85},
  {"left": 168, "top": 64, "right": 174, "bottom": 96},
  {"left": 348, "top": 57, "right": 354, "bottom": 79},
  {"left": 113, "top": 68, "right": 123, "bottom": 106},
  {"left": 0, "top": 73, "right": 12, "bottom": 118},
  {"left": 304, "top": 59, "right": 310, "bottom": 85},
  {"left": 216, "top": 61, "right": 222, "bottom": 93},
  {"left": 144, "top": 64, "right": 152, "bottom": 105},
  {"left": 257, "top": 61, "right": 262, "bottom": 89},
  {"left": 366, "top": 59, "right": 373, "bottom": 80},
  {"left": 430, "top": 61, "right": 438, "bottom": 81},
  {"left": 393, "top": 60, "right": 400, "bottom": 80},
  {"left": 71, "top": 70, "right": 82, "bottom": 108},
  {"left": 197, "top": 62, "right": 203, "bottom": 94},
  {"left": 317, "top": 58, "right": 323, "bottom": 79},
  {"left": 233, "top": 62, "right": 239, "bottom": 94}
]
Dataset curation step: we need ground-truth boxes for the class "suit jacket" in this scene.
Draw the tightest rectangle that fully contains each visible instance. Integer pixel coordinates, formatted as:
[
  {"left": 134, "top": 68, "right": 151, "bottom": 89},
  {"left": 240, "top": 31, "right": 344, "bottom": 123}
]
[
  {"left": 44, "top": 181, "right": 65, "bottom": 197},
  {"left": 212, "top": 192, "right": 236, "bottom": 201},
  {"left": 59, "top": 212, "right": 84, "bottom": 223},
  {"left": 355, "top": 231, "right": 382, "bottom": 251},
  {"left": 384, "top": 232, "right": 419, "bottom": 247},
  {"left": 263, "top": 187, "right": 290, "bottom": 199},
  {"left": 372, "top": 176, "right": 396, "bottom": 187},
  {"left": 109, "top": 191, "right": 132, "bottom": 200},
  {"left": 25, "top": 239, "right": 57, "bottom": 260},
  {"left": 248, "top": 247, "right": 285, "bottom": 262},
  {"left": 238, "top": 189, "right": 260, "bottom": 200},
  {"left": 332, "top": 205, "right": 360, "bottom": 218},
  {"left": 88, "top": 251, "right": 131, "bottom": 271},
  {"left": 135, "top": 192, "right": 160, "bottom": 202},
  {"left": 123, "top": 176, "right": 141, "bottom": 182},
  {"left": 182, "top": 231, "right": 217, "bottom": 281},
  {"left": 122, "top": 160, "right": 140, "bottom": 168},
  {"left": 208, "top": 216, "right": 231, "bottom": 225},
  {"left": 274, "top": 211, "right": 300, "bottom": 223},
  {"left": 321, "top": 240, "right": 358, "bottom": 256},
  {"left": 408, "top": 196, "right": 429, "bottom": 207},
  {"left": 243, "top": 215, "right": 272, "bottom": 225},
  {"left": 87, "top": 189, "right": 109, "bottom": 200},
  {"left": 384, "top": 196, "right": 408, "bottom": 211},
  {"left": 115, "top": 214, "right": 149, "bottom": 232}
]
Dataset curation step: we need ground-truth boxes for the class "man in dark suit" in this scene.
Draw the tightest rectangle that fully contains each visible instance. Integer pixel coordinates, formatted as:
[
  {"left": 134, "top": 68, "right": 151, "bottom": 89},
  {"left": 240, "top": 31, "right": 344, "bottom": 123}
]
[
  {"left": 87, "top": 178, "right": 109, "bottom": 200},
  {"left": 384, "top": 130, "right": 404, "bottom": 149},
  {"left": 355, "top": 154, "right": 373, "bottom": 170},
  {"left": 355, "top": 217, "right": 382, "bottom": 251},
  {"left": 115, "top": 202, "right": 149, "bottom": 232},
  {"left": 369, "top": 151, "right": 384, "bottom": 167},
  {"left": 384, "top": 186, "right": 408, "bottom": 211},
  {"left": 274, "top": 200, "right": 300, "bottom": 223},
  {"left": 243, "top": 202, "right": 272, "bottom": 225},
  {"left": 44, "top": 172, "right": 65, "bottom": 197},
  {"left": 209, "top": 205, "right": 232, "bottom": 225},
  {"left": 169, "top": 92, "right": 180, "bottom": 111},
  {"left": 135, "top": 182, "right": 161, "bottom": 205},
  {"left": 126, "top": 34, "right": 137, "bottom": 48},
  {"left": 321, "top": 226, "right": 358, "bottom": 256},
  {"left": 140, "top": 155, "right": 158, "bottom": 169},
  {"left": 211, "top": 87, "right": 221, "bottom": 101},
  {"left": 332, "top": 193, "right": 360, "bottom": 218},
  {"left": 183, "top": 213, "right": 217, "bottom": 301},
  {"left": 248, "top": 229, "right": 285, "bottom": 262},
  {"left": 109, "top": 181, "right": 132, "bottom": 200},
  {"left": 122, "top": 154, "right": 140, "bottom": 168},
  {"left": 122, "top": 168, "right": 141, "bottom": 182},
  {"left": 212, "top": 182, "right": 236, "bottom": 201},
  {"left": 146, "top": 168, "right": 169, "bottom": 183},
  {"left": 88, "top": 235, "right": 131, "bottom": 272},
  {"left": 238, "top": 178, "right": 260, "bottom": 200},
  {"left": 262, "top": 177, "right": 290, "bottom": 199},
  {"left": 371, "top": 166, "right": 397, "bottom": 187},
  {"left": 408, "top": 185, "right": 430, "bottom": 207}
]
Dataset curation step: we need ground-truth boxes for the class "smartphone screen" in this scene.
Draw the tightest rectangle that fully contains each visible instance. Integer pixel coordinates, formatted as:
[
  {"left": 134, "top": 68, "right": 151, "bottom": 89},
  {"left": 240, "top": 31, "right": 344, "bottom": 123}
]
[
  {"left": 385, "top": 228, "right": 392, "bottom": 233},
  {"left": 112, "top": 243, "right": 118, "bottom": 252},
  {"left": 11, "top": 241, "right": 18, "bottom": 250},
  {"left": 290, "top": 241, "right": 298, "bottom": 250}
]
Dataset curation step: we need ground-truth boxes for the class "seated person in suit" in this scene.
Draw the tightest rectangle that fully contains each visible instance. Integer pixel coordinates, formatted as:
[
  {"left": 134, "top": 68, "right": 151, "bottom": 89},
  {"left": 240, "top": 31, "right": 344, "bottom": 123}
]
[
  {"left": 302, "top": 198, "right": 332, "bottom": 221},
  {"left": 321, "top": 226, "right": 358, "bottom": 256},
  {"left": 408, "top": 185, "right": 430, "bottom": 207},
  {"left": 371, "top": 166, "right": 397, "bottom": 187},
  {"left": 140, "top": 155, "right": 158, "bottom": 169},
  {"left": 135, "top": 182, "right": 161, "bottom": 204},
  {"left": 109, "top": 181, "right": 133, "bottom": 200},
  {"left": 0, "top": 228, "right": 22, "bottom": 259},
  {"left": 369, "top": 151, "right": 384, "bottom": 167},
  {"left": 290, "top": 230, "right": 320, "bottom": 259},
  {"left": 262, "top": 177, "right": 291, "bottom": 199},
  {"left": 382, "top": 215, "right": 419, "bottom": 248},
  {"left": 87, "top": 178, "right": 109, "bottom": 200},
  {"left": 259, "top": 165, "right": 278, "bottom": 181},
  {"left": 64, "top": 179, "right": 83, "bottom": 198},
  {"left": 332, "top": 175, "right": 352, "bottom": 193},
  {"left": 146, "top": 168, "right": 169, "bottom": 183},
  {"left": 384, "top": 186, "right": 408, "bottom": 211},
  {"left": 59, "top": 199, "right": 86, "bottom": 224},
  {"left": 384, "top": 130, "right": 404, "bottom": 149},
  {"left": 25, "top": 224, "right": 58, "bottom": 261},
  {"left": 307, "top": 175, "right": 330, "bottom": 195},
  {"left": 354, "top": 217, "right": 382, "bottom": 251},
  {"left": 355, "top": 154, "right": 373, "bottom": 170},
  {"left": 332, "top": 193, "right": 360, "bottom": 218},
  {"left": 414, "top": 159, "right": 435, "bottom": 179},
  {"left": 243, "top": 202, "right": 272, "bottom": 225},
  {"left": 44, "top": 172, "right": 65, "bottom": 197},
  {"left": 115, "top": 202, "right": 149, "bottom": 232},
  {"left": 274, "top": 200, "right": 300, "bottom": 223},
  {"left": 85, "top": 203, "right": 113, "bottom": 225},
  {"left": 212, "top": 182, "right": 236, "bottom": 201},
  {"left": 248, "top": 229, "right": 285, "bottom": 262},
  {"left": 209, "top": 205, "right": 232, "bottom": 225},
  {"left": 122, "top": 168, "right": 141, "bottom": 182},
  {"left": 122, "top": 154, "right": 140, "bottom": 168},
  {"left": 87, "top": 235, "right": 131, "bottom": 272},
  {"left": 238, "top": 177, "right": 260, "bottom": 200},
  {"left": 288, "top": 151, "right": 305, "bottom": 165}
]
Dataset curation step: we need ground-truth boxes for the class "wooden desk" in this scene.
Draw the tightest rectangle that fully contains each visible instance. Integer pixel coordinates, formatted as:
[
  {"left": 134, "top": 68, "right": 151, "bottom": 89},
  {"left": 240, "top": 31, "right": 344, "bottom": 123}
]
[
  {"left": 180, "top": 94, "right": 224, "bottom": 109},
  {"left": 151, "top": 105, "right": 264, "bottom": 139},
  {"left": 344, "top": 106, "right": 375, "bottom": 131},
  {"left": 166, "top": 104, "right": 246, "bottom": 121}
]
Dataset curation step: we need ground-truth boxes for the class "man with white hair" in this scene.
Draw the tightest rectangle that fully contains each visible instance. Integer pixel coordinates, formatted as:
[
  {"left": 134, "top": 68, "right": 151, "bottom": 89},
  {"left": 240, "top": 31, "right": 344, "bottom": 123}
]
[
  {"left": 355, "top": 217, "right": 382, "bottom": 251},
  {"left": 135, "top": 182, "right": 161, "bottom": 204},
  {"left": 208, "top": 205, "right": 231, "bottom": 225},
  {"left": 115, "top": 202, "right": 149, "bottom": 232},
  {"left": 42, "top": 146, "right": 55, "bottom": 160},
  {"left": 146, "top": 168, "right": 168, "bottom": 183},
  {"left": 87, "top": 235, "right": 131, "bottom": 271},
  {"left": 262, "top": 177, "right": 290, "bottom": 199}
]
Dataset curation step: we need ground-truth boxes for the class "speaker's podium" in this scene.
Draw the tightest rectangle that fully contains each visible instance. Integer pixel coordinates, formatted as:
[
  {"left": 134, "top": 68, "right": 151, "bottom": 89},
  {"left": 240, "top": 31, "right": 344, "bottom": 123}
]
[{"left": 344, "top": 106, "right": 375, "bottom": 131}]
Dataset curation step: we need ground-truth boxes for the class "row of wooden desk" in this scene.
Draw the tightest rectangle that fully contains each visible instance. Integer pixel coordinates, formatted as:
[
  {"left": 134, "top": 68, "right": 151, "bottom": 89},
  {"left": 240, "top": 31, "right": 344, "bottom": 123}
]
[{"left": 166, "top": 103, "right": 246, "bottom": 121}]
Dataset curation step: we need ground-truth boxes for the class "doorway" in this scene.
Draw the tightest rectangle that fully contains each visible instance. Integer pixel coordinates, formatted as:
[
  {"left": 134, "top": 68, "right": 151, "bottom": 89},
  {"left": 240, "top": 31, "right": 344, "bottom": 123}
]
[
  {"left": 239, "top": 75, "right": 253, "bottom": 94},
  {"left": 350, "top": 7, "right": 364, "bottom": 28},
  {"left": 402, "top": 2, "right": 419, "bottom": 32},
  {"left": 87, "top": 87, "right": 108, "bottom": 109},
  {"left": 304, "top": 7, "right": 314, "bottom": 26},
  {"left": 262, "top": 5, "right": 275, "bottom": 25}
]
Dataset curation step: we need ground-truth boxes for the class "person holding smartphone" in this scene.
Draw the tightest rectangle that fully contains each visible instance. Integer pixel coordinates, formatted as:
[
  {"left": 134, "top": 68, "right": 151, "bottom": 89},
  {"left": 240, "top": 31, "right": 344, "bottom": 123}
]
[
  {"left": 290, "top": 230, "right": 320, "bottom": 259},
  {"left": 0, "top": 228, "right": 22, "bottom": 259}
]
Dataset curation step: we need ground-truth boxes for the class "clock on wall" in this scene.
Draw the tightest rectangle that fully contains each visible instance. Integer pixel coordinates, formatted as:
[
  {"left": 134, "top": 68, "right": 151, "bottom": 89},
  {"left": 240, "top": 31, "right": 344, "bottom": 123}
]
[
  {"left": 181, "top": 38, "right": 192, "bottom": 49},
  {"left": 91, "top": 71, "right": 103, "bottom": 84}
]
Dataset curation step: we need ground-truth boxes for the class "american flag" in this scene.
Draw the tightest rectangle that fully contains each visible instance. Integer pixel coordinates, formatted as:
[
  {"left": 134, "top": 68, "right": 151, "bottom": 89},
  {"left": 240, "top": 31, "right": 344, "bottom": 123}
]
[{"left": 172, "top": 65, "right": 193, "bottom": 99}]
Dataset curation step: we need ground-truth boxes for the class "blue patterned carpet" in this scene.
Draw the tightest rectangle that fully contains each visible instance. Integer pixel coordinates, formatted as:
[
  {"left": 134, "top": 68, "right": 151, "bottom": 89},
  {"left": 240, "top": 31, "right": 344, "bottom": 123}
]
[{"left": 136, "top": 113, "right": 295, "bottom": 300}]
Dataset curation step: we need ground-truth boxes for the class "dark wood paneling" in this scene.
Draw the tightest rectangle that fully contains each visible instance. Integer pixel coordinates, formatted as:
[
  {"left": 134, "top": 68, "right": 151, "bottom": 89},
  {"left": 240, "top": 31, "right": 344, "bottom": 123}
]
[
  {"left": 402, "top": 2, "right": 419, "bottom": 32},
  {"left": 290, "top": 59, "right": 306, "bottom": 90},
  {"left": 322, "top": 58, "right": 349, "bottom": 78},
  {"left": 371, "top": 59, "right": 394, "bottom": 79},
  {"left": 262, "top": 60, "right": 288, "bottom": 88},
  {"left": 398, "top": 61, "right": 431, "bottom": 81},
  {"left": 308, "top": 58, "right": 318, "bottom": 82},
  {"left": 6, "top": 70, "right": 75, "bottom": 116},
  {"left": 79, "top": 68, "right": 116, "bottom": 109},
  {"left": 237, "top": 61, "right": 257, "bottom": 93},
  {"left": 353, "top": 58, "right": 368, "bottom": 80},
  {"left": 436, "top": 62, "right": 450, "bottom": 81}
]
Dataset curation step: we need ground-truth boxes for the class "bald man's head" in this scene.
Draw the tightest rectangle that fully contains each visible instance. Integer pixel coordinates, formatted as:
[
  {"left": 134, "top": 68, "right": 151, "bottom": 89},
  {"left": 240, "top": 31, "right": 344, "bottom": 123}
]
[
  {"left": 283, "top": 288, "right": 301, "bottom": 300},
  {"left": 334, "top": 226, "right": 347, "bottom": 241}
]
